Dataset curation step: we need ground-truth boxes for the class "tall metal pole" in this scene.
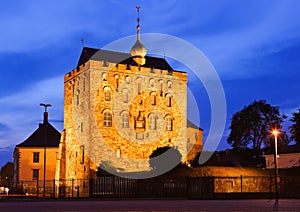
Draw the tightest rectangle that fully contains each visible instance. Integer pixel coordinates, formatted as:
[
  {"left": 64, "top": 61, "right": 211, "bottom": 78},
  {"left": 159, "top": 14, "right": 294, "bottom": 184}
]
[
  {"left": 40, "top": 103, "right": 51, "bottom": 198},
  {"left": 273, "top": 130, "right": 279, "bottom": 206}
]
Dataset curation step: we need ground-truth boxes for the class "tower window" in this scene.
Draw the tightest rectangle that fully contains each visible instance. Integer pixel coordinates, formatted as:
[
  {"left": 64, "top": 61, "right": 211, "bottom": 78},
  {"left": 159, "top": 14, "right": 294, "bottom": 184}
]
[
  {"left": 159, "top": 80, "right": 163, "bottom": 96},
  {"left": 166, "top": 117, "right": 173, "bottom": 131},
  {"left": 104, "top": 87, "right": 111, "bottom": 101},
  {"left": 104, "top": 112, "right": 112, "bottom": 127},
  {"left": 122, "top": 113, "right": 129, "bottom": 128},
  {"left": 150, "top": 115, "right": 157, "bottom": 130},
  {"left": 115, "top": 75, "right": 119, "bottom": 90},
  {"left": 123, "top": 89, "right": 128, "bottom": 103},
  {"left": 102, "top": 72, "right": 107, "bottom": 81},
  {"left": 166, "top": 95, "right": 171, "bottom": 107},
  {"left": 151, "top": 92, "right": 156, "bottom": 105}
]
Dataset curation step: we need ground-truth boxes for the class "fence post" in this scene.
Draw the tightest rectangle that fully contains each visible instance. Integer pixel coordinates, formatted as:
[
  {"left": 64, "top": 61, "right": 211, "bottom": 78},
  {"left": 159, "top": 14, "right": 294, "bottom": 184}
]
[
  {"left": 72, "top": 178, "right": 74, "bottom": 198},
  {"left": 240, "top": 175, "right": 243, "bottom": 200},
  {"left": 36, "top": 179, "right": 39, "bottom": 199}
]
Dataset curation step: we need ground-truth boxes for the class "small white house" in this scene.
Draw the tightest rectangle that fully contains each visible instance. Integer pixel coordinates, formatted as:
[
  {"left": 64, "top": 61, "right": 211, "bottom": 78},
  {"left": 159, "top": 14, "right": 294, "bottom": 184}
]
[{"left": 265, "top": 143, "right": 300, "bottom": 169}]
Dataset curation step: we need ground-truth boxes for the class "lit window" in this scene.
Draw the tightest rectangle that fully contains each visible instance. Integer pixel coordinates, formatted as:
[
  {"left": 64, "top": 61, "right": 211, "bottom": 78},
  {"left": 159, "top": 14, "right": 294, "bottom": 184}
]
[
  {"left": 167, "top": 81, "right": 172, "bottom": 89},
  {"left": 166, "top": 95, "right": 171, "bottom": 107},
  {"left": 104, "top": 112, "right": 112, "bottom": 127},
  {"left": 150, "top": 115, "right": 157, "bottom": 130},
  {"left": 32, "top": 169, "right": 39, "bottom": 180},
  {"left": 166, "top": 117, "right": 173, "bottom": 131},
  {"left": 122, "top": 113, "right": 129, "bottom": 128},
  {"left": 159, "top": 81, "right": 163, "bottom": 96},
  {"left": 33, "top": 152, "right": 39, "bottom": 163},
  {"left": 104, "top": 87, "right": 111, "bottom": 101},
  {"left": 102, "top": 72, "right": 107, "bottom": 81},
  {"left": 126, "top": 76, "right": 131, "bottom": 84},
  {"left": 117, "top": 148, "right": 121, "bottom": 158},
  {"left": 115, "top": 75, "right": 119, "bottom": 90}
]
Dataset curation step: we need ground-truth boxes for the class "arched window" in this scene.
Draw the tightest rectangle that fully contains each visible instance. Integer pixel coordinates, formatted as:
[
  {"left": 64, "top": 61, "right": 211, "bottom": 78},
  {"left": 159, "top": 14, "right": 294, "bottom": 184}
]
[
  {"left": 123, "top": 89, "right": 128, "bottom": 103},
  {"left": 102, "top": 72, "right": 107, "bottom": 81},
  {"left": 137, "top": 78, "right": 142, "bottom": 94},
  {"left": 122, "top": 113, "right": 129, "bottom": 128},
  {"left": 167, "top": 81, "right": 172, "bottom": 89},
  {"left": 165, "top": 116, "right": 173, "bottom": 131},
  {"left": 104, "top": 111, "right": 112, "bottom": 127},
  {"left": 149, "top": 115, "right": 157, "bottom": 130},
  {"left": 115, "top": 75, "right": 119, "bottom": 90},
  {"left": 151, "top": 92, "right": 156, "bottom": 105},
  {"left": 166, "top": 94, "right": 171, "bottom": 107},
  {"left": 125, "top": 76, "right": 131, "bottom": 84},
  {"left": 159, "top": 80, "right": 163, "bottom": 96},
  {"left": 104, "top": 87, "right": 111, "bottom": 101},
  {"left": 149, "top": 78, "right": 154, "bottom": 87}
]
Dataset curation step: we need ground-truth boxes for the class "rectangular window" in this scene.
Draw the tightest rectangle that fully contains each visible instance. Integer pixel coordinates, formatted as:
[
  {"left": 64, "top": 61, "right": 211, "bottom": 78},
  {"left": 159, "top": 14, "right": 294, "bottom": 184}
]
[
  {"left": 33, "top": 152, "right": 40, "bottom": 163},
  {"left": 32, "top": 169, "right": 39, "bottom": 180}
]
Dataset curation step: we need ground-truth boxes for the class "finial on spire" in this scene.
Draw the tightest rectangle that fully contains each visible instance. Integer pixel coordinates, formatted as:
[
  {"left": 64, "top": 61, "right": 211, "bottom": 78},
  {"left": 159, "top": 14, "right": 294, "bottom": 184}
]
[
  {"left": 136, "top": 6, "right": 140, "bottom": 27},
  {"left": 130, "top": 6, "right": 147, "bottom": 66}
]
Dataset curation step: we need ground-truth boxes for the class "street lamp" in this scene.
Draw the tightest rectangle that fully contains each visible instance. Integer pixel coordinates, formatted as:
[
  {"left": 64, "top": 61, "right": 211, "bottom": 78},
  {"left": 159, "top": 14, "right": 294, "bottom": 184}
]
[
  {"left": 40, "top": 103, "right": 52, "bottom": 197},
  {"left": 272, "top": 129, "right": 279, "bottom": 206}
]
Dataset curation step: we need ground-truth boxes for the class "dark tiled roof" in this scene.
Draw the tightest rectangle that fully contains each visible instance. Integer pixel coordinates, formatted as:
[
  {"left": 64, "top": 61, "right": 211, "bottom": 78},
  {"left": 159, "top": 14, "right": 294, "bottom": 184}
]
[
  {"left": 187, "top": 120, "right": 203, "bottom": 131},
  {"left": 16, "top": 122, "right": 61, "bottom": 148},
  {"left": 265, "top": 143, "right": 300, "bottom": 155},
  {"left": 77, "top": 47, "right": 173, "bottom": 71}
]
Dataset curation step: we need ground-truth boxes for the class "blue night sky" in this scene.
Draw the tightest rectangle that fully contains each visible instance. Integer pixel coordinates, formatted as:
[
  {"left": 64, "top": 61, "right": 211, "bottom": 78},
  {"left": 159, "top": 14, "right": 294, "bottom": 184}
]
[{"left": 1, "top": 0, "right": 300, "bottom": 167}]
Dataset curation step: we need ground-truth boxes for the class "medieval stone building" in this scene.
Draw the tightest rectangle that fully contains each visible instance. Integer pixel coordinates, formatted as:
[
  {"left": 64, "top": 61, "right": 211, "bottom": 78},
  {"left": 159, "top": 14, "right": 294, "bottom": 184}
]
[{"left": 55, "top": 13, "right": 202, "bottom": 187}]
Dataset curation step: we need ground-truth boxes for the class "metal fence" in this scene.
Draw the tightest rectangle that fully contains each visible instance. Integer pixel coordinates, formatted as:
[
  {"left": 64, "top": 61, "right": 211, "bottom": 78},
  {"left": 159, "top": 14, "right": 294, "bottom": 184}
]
[{"left": 11, "top": 175, "right": 300, "bottom": 199}]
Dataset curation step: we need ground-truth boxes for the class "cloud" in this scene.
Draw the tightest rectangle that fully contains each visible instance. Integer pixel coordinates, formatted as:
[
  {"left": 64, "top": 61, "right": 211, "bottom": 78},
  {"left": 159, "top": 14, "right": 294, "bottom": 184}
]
[{"left": 0, "top": 76, "right": 64, "bottom": 149}]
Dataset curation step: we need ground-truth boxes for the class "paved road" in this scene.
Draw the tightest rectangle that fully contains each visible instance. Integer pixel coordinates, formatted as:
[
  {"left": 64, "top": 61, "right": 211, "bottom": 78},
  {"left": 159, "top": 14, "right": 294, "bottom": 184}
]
[{"left": 1, "top": 199, "right": 300, "bottom": 211}]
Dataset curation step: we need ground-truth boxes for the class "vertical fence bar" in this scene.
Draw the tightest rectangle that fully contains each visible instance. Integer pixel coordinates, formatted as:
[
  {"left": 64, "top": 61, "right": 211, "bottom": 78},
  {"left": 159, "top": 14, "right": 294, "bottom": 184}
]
[
  {"left": 36, "top": 179, "right": 39, "bottom": 199},
  {"left": 71, "top": 178, "right": 74, "bottom": 198},
  {"left": 240, "top": 175, "right": 243, "bottom": 199}
]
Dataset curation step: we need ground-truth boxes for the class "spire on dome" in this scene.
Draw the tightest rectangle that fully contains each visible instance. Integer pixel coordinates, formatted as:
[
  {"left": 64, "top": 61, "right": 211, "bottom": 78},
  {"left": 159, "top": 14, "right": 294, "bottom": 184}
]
[{"left": 130, "top": 6, "right": 147, "bottom": 66}]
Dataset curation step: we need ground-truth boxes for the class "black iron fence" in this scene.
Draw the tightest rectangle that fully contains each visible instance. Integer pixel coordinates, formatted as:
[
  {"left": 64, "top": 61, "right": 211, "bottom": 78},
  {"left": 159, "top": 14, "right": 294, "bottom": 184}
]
[{"left": 10, "top": 175, "right": 300, "bottom": 199}]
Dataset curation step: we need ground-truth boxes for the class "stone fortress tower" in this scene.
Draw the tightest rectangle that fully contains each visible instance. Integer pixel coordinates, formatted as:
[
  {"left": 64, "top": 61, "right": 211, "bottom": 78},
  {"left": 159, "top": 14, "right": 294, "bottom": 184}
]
[{"left": 55, "top": 7, "right": 202, "bottom": 185}]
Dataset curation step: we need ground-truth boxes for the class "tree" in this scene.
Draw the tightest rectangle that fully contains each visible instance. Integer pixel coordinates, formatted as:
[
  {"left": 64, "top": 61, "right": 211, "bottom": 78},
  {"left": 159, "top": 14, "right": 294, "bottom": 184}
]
[
  {"left": 227, "top": 100, "right": 287, "bottom": 157},
  {"left": 289, "top": 109, "right": 300, "bottom": 143}
]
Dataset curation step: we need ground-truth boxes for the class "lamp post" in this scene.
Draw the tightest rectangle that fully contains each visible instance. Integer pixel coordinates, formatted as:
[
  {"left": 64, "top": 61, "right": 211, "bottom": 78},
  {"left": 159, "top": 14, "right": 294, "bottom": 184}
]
[
  {"left": 272, "top": 129, "right": 279, "bottom": 206},
  {"left": 40, "top": 103, "right": 51, "bottom": 197}
]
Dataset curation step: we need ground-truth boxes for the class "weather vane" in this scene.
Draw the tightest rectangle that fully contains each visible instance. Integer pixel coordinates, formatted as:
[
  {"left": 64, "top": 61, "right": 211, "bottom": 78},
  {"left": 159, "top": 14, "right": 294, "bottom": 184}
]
[{"left": 136, "top": 6, "right": 141, "bottom": 26}]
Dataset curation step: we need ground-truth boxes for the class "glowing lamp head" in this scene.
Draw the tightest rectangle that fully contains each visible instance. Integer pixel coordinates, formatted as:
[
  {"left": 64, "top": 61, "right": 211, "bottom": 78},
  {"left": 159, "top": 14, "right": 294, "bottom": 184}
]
[{"left": 272, "top": 129, "right": 279, "bottom": 136}]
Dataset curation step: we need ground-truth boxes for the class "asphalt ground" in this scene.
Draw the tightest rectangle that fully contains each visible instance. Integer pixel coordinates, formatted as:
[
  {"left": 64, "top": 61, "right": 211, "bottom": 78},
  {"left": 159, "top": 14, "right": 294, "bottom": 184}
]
[{"left": 1, "top": 199, "right": 300, "bottom": 211}]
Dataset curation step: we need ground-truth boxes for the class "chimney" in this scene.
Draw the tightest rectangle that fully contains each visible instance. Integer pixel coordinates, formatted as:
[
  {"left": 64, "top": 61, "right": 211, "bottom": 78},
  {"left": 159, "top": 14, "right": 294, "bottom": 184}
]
[{"left": 43, "top": 112, "right": 48, "bottom": 124}]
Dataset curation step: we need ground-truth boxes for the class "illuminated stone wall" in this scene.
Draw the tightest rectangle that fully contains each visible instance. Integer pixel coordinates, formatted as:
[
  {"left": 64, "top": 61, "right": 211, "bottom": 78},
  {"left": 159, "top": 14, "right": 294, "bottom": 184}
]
[{"left": 56, "top": 51, "right": 204, "bottom": 183}]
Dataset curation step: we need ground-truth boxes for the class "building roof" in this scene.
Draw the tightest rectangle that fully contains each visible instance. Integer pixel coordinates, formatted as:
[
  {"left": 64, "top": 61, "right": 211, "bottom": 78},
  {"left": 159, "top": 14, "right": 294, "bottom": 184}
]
[
  {"left": 265, "top": 143, "right": 300, "bottom": 155},
  {"left": 16, "top": 122, "right": 61, "bottom": 148},
  {"left": 77, "top": 47, "right": 174, "bottom": 71},
  {"left": 187, "top": 120, "right": 203, "bottom": 131}
]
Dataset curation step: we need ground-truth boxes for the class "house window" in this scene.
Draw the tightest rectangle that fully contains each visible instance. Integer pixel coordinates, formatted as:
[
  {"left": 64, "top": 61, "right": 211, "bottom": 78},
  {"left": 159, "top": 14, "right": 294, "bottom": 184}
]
[
  {"left": 166, "top": 117, "right": 173, "bottom": 131},
  {"left": 33, "top": 152, "right": 40, "bottom": 163},
  {"left": 32, "top": 169, "right": 39, "bottom": 180},
  {"left": 104, "top": 112, "right": 112, "bottom": 127},
  {"left": 150, "top": 115, "right": 157, "bottom": 130},
  {"left": 151, "top": 92, "right": 156, "bottom": 105},
  {"left": 122, "top": 113, "right": 129, "bottom": 128}
]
